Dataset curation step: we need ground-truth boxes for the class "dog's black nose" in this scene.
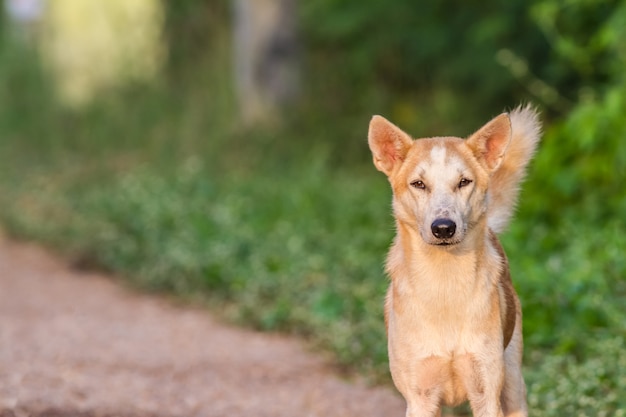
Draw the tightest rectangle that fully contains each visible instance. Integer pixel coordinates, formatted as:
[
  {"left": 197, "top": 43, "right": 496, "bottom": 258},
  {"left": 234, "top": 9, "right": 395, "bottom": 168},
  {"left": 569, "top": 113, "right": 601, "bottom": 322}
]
[{"left": 431, "top": 219, "right": 456, "bottom": 239}]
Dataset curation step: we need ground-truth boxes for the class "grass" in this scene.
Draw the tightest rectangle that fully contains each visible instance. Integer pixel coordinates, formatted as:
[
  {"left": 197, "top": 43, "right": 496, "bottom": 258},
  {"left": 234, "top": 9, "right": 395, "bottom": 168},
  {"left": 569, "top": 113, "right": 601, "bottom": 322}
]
[{"left": 1, "top": 39, "right": 625, "bottom": 416}]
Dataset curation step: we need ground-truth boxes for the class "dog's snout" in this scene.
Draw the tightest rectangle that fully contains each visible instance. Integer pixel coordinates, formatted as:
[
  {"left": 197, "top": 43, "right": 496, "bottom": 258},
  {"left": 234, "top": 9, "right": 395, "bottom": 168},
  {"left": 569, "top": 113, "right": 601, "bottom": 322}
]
[{"left": 431, "top": 219, "right": 456, "bottom": 239}]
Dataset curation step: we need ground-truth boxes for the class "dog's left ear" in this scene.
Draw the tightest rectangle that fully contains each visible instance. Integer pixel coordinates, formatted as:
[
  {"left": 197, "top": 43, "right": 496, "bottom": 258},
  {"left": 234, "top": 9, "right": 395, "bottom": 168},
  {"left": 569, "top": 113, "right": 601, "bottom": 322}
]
[{"left": 465, "top": 113, "right": 512, "bottom": 172}]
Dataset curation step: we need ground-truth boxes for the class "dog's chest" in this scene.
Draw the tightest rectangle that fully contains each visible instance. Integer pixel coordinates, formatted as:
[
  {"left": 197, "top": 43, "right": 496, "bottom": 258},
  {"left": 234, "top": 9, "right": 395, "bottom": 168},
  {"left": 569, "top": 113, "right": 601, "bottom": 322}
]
[{"left": 387, "top": 254, "right": 495, "bottom": 356}]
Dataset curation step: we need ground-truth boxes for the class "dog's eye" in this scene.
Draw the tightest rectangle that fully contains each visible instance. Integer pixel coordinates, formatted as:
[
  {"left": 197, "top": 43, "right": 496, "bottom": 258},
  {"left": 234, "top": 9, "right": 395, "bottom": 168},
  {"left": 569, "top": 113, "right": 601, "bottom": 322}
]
[
  {"left": 410, "top": 180, "right": 426, "bottom": 190},
  {"left": 458, "top": 178, "right": 473, "bottom": 188}
]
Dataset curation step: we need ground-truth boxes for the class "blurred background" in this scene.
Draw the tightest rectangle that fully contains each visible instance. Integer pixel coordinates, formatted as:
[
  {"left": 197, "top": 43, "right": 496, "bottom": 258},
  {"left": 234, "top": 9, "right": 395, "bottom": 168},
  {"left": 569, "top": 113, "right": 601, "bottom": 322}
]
[{"left": 0, "top": 0, "right": 624, "bottom": 415}]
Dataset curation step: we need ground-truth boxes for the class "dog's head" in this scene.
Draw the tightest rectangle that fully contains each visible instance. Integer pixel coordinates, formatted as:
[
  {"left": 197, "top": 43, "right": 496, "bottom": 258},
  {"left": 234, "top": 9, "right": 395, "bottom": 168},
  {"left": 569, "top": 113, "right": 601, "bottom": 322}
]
[{"left": 368, "top": 113, "right": 512, "bottom": 247}]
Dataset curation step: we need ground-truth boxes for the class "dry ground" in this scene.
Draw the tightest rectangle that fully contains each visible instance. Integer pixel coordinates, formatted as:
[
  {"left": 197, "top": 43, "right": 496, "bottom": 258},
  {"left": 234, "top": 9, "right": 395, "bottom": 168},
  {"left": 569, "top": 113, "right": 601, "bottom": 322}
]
[{"left": 0, "top": 236, "right": 405, "bottom": 417}]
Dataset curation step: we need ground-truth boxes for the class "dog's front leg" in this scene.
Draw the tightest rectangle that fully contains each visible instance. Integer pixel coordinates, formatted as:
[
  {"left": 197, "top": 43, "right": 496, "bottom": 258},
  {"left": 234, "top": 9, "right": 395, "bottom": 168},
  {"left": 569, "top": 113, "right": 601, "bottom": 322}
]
[
  {"left": 405, "top": 398, "right": 442, "bottom": 417},
  {"left": 455, "top": 351, "right": 505, "bottom": 417},
  {"left": 391, "top": 356, "right": 447, "bottom": 417}
]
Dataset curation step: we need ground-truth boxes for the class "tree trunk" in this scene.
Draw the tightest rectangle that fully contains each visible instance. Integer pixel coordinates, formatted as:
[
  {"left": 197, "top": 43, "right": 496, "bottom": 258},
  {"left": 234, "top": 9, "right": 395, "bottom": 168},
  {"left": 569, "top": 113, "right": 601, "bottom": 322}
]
[{"left": 233, "top": 0, "right": 299, "bottom": 126}]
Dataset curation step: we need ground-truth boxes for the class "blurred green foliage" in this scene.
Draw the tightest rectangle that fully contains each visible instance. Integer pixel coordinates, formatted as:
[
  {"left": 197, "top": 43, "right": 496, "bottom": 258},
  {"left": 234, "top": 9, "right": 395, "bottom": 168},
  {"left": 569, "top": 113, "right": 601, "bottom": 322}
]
[
  {"left": 522, "top": 0, "right": 626, "bottom": 223},
  {"left": 0, "top": 1, "right": 624, "bottom": 415}
]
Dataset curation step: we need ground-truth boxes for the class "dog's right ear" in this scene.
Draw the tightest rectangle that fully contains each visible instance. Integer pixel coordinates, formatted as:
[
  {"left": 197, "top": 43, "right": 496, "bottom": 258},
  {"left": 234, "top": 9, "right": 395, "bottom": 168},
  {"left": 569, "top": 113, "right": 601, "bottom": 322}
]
[{"left": 368, "top": 115, "right": 413, "bottom": 176}]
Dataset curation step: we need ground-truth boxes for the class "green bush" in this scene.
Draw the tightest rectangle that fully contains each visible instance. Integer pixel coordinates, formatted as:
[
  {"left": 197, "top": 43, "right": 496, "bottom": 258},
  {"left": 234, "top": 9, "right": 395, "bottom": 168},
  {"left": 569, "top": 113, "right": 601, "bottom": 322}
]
[{"left": 527, "top": 336, "right": 626, "bottom": 416}]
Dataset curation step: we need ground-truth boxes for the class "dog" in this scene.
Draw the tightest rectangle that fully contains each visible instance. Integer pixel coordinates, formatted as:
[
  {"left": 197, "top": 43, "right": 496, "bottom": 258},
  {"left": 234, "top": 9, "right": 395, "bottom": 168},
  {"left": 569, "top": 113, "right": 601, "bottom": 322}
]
[{"left": 368, "top": 105, "right": 541, "bottom": 417}]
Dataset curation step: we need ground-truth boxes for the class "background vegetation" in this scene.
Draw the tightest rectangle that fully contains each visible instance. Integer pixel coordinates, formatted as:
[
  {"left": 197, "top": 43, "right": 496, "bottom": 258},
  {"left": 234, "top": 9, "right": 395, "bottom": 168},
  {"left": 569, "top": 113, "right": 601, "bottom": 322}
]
[{"left": 0, "top": 1, "right": 624, "bottom": 415}]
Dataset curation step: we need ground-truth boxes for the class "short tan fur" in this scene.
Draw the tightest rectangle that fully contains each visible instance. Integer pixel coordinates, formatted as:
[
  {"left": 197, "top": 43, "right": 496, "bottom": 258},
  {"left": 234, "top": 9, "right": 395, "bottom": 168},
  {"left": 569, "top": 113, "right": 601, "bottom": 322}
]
[{"left": 368, "top": 105, "right": 541, "bottom": 417}]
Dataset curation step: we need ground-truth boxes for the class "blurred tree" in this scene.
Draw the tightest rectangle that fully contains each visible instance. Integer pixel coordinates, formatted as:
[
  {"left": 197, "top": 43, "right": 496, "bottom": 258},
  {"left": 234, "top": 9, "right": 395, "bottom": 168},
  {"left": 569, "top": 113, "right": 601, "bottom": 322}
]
[
  {"left": 299, "top": 0, "right": 620, "bottom": 124},
  {"left": 300, "top": 0, "right": 551, "bottom": 132},
  {"left": 521, "top": 0, "right": 626, "bottom": 221},
  {"left": 40, "top": 0, "right": 165, "bottom": 108},
  {"left": 3, "top": 0, "right": 44, "bottom": 44},
  {"left": 162, "top": 0, "right": 229, "bottom": 78},
  {"left": 232, "top": 0, "right": 299, "bottom": 126}
]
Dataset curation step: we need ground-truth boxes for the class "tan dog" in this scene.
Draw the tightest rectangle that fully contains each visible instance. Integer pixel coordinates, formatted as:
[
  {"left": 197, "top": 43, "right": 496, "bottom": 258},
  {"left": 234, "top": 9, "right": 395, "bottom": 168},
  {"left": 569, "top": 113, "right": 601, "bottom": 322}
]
[{"left": 368, "top": 106, "right": 541, "bottom": 417}]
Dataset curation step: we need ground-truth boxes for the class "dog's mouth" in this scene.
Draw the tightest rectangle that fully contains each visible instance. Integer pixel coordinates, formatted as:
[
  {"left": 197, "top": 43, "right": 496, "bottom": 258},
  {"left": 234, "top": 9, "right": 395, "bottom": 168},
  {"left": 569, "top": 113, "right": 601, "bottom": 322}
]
[
  {"left": 433, "top": 240, "right": 459, "bottom": 247},
  {"left": 420, "top": 233, "right": 462, "bottom": 247},
  {"left": 429, "top": 237, "right": 463, "bottom": 247}
]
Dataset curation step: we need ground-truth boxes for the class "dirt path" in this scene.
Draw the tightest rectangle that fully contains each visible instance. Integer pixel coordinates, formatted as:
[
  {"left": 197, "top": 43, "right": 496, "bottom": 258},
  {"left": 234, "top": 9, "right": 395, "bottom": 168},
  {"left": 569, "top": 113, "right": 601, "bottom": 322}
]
[{"left": 0, "top": 237, "right": 404, "bottom": 417}]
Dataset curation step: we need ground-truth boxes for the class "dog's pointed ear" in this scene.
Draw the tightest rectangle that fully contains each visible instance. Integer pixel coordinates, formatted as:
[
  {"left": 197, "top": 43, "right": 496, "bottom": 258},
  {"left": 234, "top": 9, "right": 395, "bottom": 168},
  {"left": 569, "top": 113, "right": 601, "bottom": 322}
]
[
  {"left": 368, "top": 115, "right": 413, "bottom": 176},
  {"left": 465, "top": 113, "right": 512, "bottom": 172}
]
